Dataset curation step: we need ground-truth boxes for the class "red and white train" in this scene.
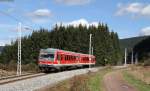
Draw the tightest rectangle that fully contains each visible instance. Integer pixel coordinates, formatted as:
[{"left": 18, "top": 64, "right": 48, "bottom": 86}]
[{"left": 38, "top": 48, "right": 96, "bottom": 72}]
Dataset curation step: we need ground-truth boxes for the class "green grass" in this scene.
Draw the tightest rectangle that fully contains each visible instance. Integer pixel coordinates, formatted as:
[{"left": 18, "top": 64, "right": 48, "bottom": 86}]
[
  {"left": 123, "top": 71, "right": 150, "bottom": 91},
  {"left": 88, "top": 73, "right": 101, "bottom": 91},
  {"left": 88, "top": 68, "right": 112, "bottom": 91}
]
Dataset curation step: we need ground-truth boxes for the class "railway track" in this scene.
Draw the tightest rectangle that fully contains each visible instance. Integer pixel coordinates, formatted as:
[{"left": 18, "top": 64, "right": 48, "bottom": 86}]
[
  {"left": 0, "top": 66, "right": 102, "bottom": 86},
  {"left": 0, "top": 67, "right": 100, "bottom": 91},
  {"left": 0, "top": 73, "right": 46, "bottom": 85},
  {"left": 0, "top": 67, "right": 99, "bottom": 85},
  {"left": 0, "top": 73, "right": 35, "bottom": 80}
]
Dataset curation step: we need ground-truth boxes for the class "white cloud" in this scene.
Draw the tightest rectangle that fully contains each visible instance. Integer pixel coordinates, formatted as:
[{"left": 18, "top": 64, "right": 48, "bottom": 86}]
[
  {"left": 54, "top": 0, "right": 91, "bottom": 5},
  {"left": 141, "top": 5, "right": 150, "bottom": 16},
  {"left": 0, "top": 40, "right": 11, "bottom": 46},
  {"left": 56, "top": 18, "right": 99, "bottom": 27},
  {"left": 126, "top": 3, "right": 143, "bottom": 13},
  {"left": 27, "top": 9, "right": 52, "bottom": 23},
  {"left": 28, "top": 9, "right": 52, "bottom": 17},
  {"left": 116, "top": 2, "right": 143, "bottom": 16},
  {"left": 140, "top": 26, "right": 150, "bottom": 36},
  {"left": 115, "top": 2, "right": 150, "bottom": 17}
]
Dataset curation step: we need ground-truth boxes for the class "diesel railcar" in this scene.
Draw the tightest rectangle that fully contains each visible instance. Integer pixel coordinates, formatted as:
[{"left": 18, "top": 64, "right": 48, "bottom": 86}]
[{"left": 38, "top": 48, "right": 96, "bottom": 72}]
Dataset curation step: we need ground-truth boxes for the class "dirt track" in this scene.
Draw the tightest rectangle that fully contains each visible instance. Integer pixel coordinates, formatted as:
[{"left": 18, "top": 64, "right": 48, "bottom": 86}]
[{"left": 103, "top": 71, "right": 138, "bottom": 91}]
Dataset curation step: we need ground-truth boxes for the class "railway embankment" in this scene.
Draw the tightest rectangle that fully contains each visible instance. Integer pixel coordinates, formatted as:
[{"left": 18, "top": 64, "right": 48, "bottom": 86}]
[
  {"left": 37, "top": 66, "right": 150, "bottom": 91},
  {"left": 0, "top": 67, "right": 99, "bottom": 91},
  {"left": 36, "top": 67, "right": 110, "bottom": 91}
]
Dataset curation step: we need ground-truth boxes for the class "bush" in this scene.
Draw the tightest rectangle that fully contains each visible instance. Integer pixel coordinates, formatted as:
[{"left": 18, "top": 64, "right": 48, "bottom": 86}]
[
  {"left": 22, "top": 62, "right": 39, "bottom": 72},
  {"left": 8, "top": 60, "right": 17, "bottom": 71},
  {"left": 143, "top": 59, "right": 150, "bottom": 66},
  {"left": 0, "top": 63, "right": 7, "bottom": 70},
  {"left": 70, "top": 75, "right": 90, "bottom": 91}
]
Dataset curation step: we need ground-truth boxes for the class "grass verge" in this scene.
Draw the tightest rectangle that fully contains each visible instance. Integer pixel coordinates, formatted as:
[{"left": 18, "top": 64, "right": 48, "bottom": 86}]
[
  {"left": 37, "top": 67, "right": 112, "bottom": 91},
  {"left": 88, "top": 68, "right": 111, "bottom": 91},
  {"left": 123, "top": 71, "right": 150, "bottom": 91}
]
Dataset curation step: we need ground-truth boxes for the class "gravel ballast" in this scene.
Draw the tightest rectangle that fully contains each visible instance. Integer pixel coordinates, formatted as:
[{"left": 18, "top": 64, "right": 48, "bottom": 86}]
[{"left": 0, "top": 68, "right": 99, "bottom": 91}]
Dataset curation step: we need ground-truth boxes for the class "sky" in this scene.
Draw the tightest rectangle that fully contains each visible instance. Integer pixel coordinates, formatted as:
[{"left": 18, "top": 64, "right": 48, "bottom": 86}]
[{"left": 0, "top": 0, "right": 150, "bottom": 46}]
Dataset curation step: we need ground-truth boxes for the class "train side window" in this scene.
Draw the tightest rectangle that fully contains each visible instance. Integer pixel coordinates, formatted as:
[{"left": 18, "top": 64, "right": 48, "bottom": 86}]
[
  {"left": 66, "top": 55, "right": 67, "bottom": 60},
  {"left": 68, "top": 55, "right": 69, "bottom": 60},
  {"left": 61, "top": 55, "right": 63, "bottom": 60},
  {"left": 69, "top": 56, "right": 71, "bottom": 60},
  {"left": 67, "top": 55, "right": 68, "bottom": 60},
  {"left": 65, "top": 55, "right": 66, "bottom": 60},
  {"left": 66, "top": 55, "right": 68, "bottom": 60}
]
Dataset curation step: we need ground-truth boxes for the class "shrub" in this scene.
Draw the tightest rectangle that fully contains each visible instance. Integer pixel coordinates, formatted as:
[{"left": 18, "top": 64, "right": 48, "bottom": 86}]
[
  {"left": 143, "top": 59, "right": 150, "bottom": 66},
  {"left": 70, "top": 75, "right": 90, "bottom": 91},
  {"left": 22, "top": 62, "right": 39, "bottom": 72}
]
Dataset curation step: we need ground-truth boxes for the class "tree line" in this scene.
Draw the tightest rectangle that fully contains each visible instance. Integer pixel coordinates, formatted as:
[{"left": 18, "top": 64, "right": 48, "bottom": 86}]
[{"left": 0, "top": 23, "right": 122, "bottom": 66}]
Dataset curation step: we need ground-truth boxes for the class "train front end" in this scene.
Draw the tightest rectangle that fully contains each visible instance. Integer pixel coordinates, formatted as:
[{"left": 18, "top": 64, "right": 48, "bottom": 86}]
[{"left": 38, "top": 48, "right": 57, "bottom": 71}]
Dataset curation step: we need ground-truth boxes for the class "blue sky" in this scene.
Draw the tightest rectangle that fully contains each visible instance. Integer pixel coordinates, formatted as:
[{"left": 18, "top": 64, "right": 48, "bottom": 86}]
[{"left": 0, "top": 0, "right": 150, "bottom": 46}]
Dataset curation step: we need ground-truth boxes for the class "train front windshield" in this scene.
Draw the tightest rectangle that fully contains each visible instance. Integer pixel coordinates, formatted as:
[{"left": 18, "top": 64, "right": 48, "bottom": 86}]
[{"left": 40, "top": 54, "right": 54, "bottom": 61}]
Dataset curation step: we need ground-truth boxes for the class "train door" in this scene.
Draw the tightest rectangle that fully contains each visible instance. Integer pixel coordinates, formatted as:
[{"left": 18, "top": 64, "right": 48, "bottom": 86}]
[{"left": 57, "top": 53, "right": 61, "bottom": 64}]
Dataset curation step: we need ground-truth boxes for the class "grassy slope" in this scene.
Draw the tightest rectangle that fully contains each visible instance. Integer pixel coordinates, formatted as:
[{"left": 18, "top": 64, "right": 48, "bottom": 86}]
[
  {"left": 37, "top": 68, "right": 111, "bottom": 91},
  {"left": 123, "top": 71, "right": 150, "bottom": 91},
  {"left": 88, "top": 68, "right": 111, "bottom": 91}
]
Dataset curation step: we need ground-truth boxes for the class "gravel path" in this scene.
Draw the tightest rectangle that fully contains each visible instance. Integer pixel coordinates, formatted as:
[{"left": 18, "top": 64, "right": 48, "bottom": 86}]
[
  {"left": 103, "top": 71, "right": 138, "bottom": 91},
  {"left": 0, "top": 68, "right": 98, "bottom": 91}
]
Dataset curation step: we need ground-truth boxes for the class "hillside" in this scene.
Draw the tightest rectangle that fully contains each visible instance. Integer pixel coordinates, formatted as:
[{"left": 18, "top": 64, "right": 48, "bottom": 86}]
[
  {"left": 120, "top": 36, "right": 150, "bottom": 65},
  {"left": 133, "top": 36, "right": 150, "bottom": 64},
  {"left": 119, "top": 36, "right": 149, "bottom": 52}
]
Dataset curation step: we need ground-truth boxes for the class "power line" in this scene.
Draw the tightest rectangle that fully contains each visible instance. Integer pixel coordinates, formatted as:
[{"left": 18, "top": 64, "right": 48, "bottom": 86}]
[
  {"left": 0, "top": 10, "right": 34, "bottom": 30},
  {"left": 0, "top": 10, "right": 22, "bottom": 23}
]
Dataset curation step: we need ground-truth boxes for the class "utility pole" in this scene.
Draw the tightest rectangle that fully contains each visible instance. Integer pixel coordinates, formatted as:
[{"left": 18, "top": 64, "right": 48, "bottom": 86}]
[
  {"left": 92, "top": 46, "right": 93, "bottom": 55},
  {"left": 89, "top": 34, "right": 92, "bottom": 70},
  {"left": 124, "top": 48, "right": 127, "bottom": 66},
  {"left": 0, "top": 10, "right": 31, "bottom": 76},
  {"left": 131, "top": 49, "right": 134, "bottom": 64},
  {"left": 17, "top": 22, "right": 22, "bottom": 76},
  {"left": 135, "top": 53, "right": 138, "bottom": 64}
]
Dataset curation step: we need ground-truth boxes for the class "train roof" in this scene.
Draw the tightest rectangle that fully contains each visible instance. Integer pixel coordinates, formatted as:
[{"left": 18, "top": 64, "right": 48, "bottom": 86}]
[
  {"left": 40, "top": 48, "right": 57, "bottom": 54},
  {"left": 40, "top": 48, "right": 94, "bottom": 57}
]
